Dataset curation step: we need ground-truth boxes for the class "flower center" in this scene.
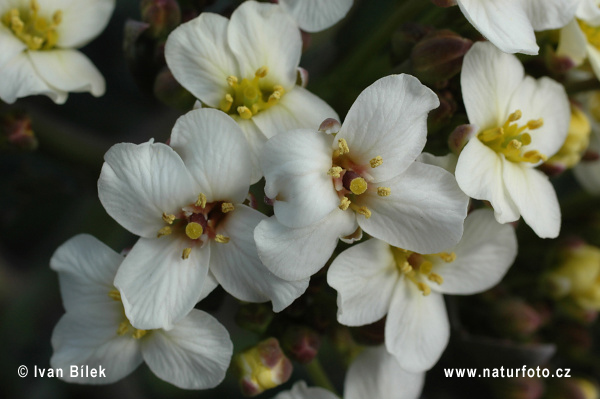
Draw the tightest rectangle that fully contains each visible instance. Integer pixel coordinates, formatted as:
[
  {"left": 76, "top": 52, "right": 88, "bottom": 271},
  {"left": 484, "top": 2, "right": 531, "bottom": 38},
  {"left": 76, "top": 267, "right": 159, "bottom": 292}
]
[
  {"left": 156, "top": 193, "right": 234, "bottom": 259},
  {"left": 2, "top": 0, "right": 62, "bottom": 50},
  {"left": 578, "top": 19, "right": 600, "bottom": 50},
  {"left": 108, "top": 289, "right": 149, "bottom": 339},
  {"left": 219, "top": 66, "right": 285, "bottom": 120},
  {"left": 328, "top": 139, "right": 389, "bottom": 219},
  {"left": 391, "top": 247, "right": 455, "bottom": 296},
  {"left": 478, "top": 110, "right": 546, "bottom": 163}
]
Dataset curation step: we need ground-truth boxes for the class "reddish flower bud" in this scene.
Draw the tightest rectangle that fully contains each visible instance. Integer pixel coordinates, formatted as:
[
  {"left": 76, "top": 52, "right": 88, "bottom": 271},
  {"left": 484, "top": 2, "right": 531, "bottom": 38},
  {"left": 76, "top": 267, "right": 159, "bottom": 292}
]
[
  {"left": 1, "top": 111, "right": 37, "bottom": 151},
  {"left": 140, "top": 0, "right": 181, "bottom": 38},
  {"left": 282, "top": 326, "right": 321, "bottom": 364},
  {"left": 411, "top": 30, "right": 472, "bottom": 84}
]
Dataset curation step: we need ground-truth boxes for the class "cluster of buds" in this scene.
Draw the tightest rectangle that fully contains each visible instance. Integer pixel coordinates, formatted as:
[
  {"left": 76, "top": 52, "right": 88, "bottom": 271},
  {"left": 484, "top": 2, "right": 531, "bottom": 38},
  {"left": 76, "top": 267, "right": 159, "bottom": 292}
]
[{"left": 1, "top": 110, "right": 36, "bottom": 151}]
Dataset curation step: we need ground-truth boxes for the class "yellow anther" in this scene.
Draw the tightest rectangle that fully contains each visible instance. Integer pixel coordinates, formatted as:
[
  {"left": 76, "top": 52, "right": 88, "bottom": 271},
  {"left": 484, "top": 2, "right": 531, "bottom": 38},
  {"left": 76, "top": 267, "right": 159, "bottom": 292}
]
[
  {"left": 339, "top": 196, "right": 351, "bottom": 211},
  {"left": 108, "top": 289, "right": 121, "bottom": 301},
  {"left": 185, "top": 222, "right": 204, "bottom": 240},
  {"left": 220, "top": 93, "right": 234, "bottom": 113},
  {"left": 238, "top": 106, "right": 253, "bottom": 120},
  {"left": 31, "top": 0, "right": 40, "bottom": 12},
  {"left": 196, "top": 193, "right": 207, "bottom": 208},
  {"left": 370, "top": 156, "right": 383, "bottom": 168},
  {"left": 508, "top": 110, "right": 522, "bottom": 122},
  {"left": 338, "top": 138, "right": 350, "bottom": 155},
  {"left": 328, "top": 166, "right": 343, "bottom": 178},
  {"left": 428, "top": 273, "right": 444, "bottom": 285},
  {"left": 132, "top": 329, "right": 148, "bottom": 339},
  {"left": 479, "top": 127, "right": 503, "bottom": 142},
  {"left": 509, "top": 139, "right": 522, "bottom": 150},
  {"left": 182, "top": 247, "right": 192, "bottom": 259},
  {"left": 117, "top": 321, "right": 129, "bottom": 336},
  {"left": 157, "top": 226, "right": 172, "bottom": 238},
  {"left": 222, "top": 202, "right": 235, "bottom": 213},
  {"left": 273, "top": 85, "right": 285, "bottom": 95},
  {"left": 527, "top": 118, "right": 544, "bottom": 130},
  {"left": 523, "top": 150, "right": 547, "bottom": 163},
  {"left": 354, "top": 205, "right": 371, "bottom": 219},
  {"left": 377, "top": 187, "right": 391, "bottom": 196},
  {"left": 227, "top": 76, "right": 238, "bottom": 87},
  {"left": 268, "top": 91, "right": 281, "bottom": 105},
  {"left": 53, "top": 10, "right": 62, "bottom": 25},
  {"left": 417, "top": 282, "right": 431, "bottom": 296},
  {"left": 437, "top": 252, "right": 456, "bottom": 262},
  {"left": 399, "top": 261, "right": 412, "bottom": 274},
  {"left": 162, "top": 213, "right": 175, "bottom": 224},
  {"left": 255, "top": 66, "right": 269, "bottom": 78},
  {"left": 215, "top": 234, "right": 230, "bottom": 244}
]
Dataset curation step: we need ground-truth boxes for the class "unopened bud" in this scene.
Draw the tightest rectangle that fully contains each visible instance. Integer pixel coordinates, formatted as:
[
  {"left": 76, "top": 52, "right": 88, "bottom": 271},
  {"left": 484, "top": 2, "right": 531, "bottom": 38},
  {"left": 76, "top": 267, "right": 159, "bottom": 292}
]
[
  {"left": 140, "top": 0, "right": 181, "bottom": 38},
  {"left": 431, "top": 0, "right": 457, "bottom": 7},
  {"left": 235, "top": 338, "right": 292, "bottom": 397},
  {"left": 153, "top": 67, "right": 195, "bottom": 110},
  {"left": 448, "top": 124, "right": 477, "bottom": 154},
  {"left": 493, "top": 377, "right": 544, "bottom": 399},
  {"left": 1, "top": 111, "right": 37, "bottom": 151},
  {"left": 391, "top": 23, "right": 433, "bottom": 63},
  {"left": 493, "top": 298, "right": 543, "bottom": 338},
  {"left": 548, "top": 378, "right": 599, "bottom": 399},
  {"left": 411, "top": 30, "right": 472, "bottom": 84},
  {"left": 429, "top": 91, "right": 457, "bottom": 133},
  {"left": 282, "top": 326, "right": 321, "bottom": 364},
  {"left": 235, "top": 303, "right": 273, "bottom": 334}
]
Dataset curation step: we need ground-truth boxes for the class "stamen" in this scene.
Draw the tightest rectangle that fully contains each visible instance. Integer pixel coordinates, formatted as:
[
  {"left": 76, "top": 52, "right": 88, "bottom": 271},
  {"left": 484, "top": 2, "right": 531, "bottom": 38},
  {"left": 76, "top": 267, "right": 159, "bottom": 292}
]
[
  {"left": 377, "top": 187, "right": 391, "bottom": 196},
  {"left": 162, "top": 213, "right": 175, "bottom": 224},
  {"left": 417, "top": 282, "right": 431, "bottom": 296},
  {"left": 273, "top": 85, "right": 285, "bottom": 95},
  {"left": 338, "top": 138, "right": 350, "bottom": 155},
  {"left": 255, "top": 66, "right": 269, "bottom": 78},
  {"left": 185, "top": 222, "right": 203, "bottom": 240},
  {"left": 399, "top": 261, "right": 412, "bottom": 274},
  {"left": 527, "top": 119, "right": 544, "bottom": 130},
  {"left": 132, "top": 329, "right": 148, "bottom": 339},
  {"left": 508, "top": 110, "right": 522, "bottom": 122},
  {"left": 53, "top": 10, "right": 62, "bottom": 24},
  {"left": 437, "top": 252, "right": 456, "bottom": 262},
  {"left": 221, "top": 203, "right": 235, "bottom": 213},
  {"left": 339, "top": 196, "right": 351, "bottom": 211},
  {"left": 509, "top": 139, "right": 522, "bottom": 150},
  {"left": 157, "top": 226, "right": 172, "bottom": 238},
  {"left": 196, "top": 193, "right": 207, "bottom": 208},
  {"left": 182, "top": 248, "right": 192, "bottom": 259},
  {"left": 370, "top": 156, "right": 383, "bottom": 168},
  {"left": 350, "top": 204, "right": 371, "bottom": 219},
  {"left": 238, "top": 106, "right": 253, "bottom": 120},
  {"left": 227, "top": 76, "right": 238, "bottom": 87},
  {"left": 108, "top": 289, "right": 121, "bottom": 301},
  {"left": 220, "top": 94, "right": 234, "bottom": 113},
  {"left": 328, "top": 166, "right": 343, "bottom": 178},
  {"left": 116, "top": 321, "right": 129, "bottom": 336},
  {"left": 428, "top": 273, "right": 444, "bottom": 285},
  {"left": 215, "top": 234, "right": 230, "bottom": 244}
]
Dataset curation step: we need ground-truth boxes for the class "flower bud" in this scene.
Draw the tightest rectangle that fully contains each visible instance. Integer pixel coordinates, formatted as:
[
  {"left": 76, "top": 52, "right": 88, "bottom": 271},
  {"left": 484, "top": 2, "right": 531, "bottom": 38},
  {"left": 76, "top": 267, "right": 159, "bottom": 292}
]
[
  {"left": 1, "top": 111, "right": 37, "bottom": 151},
  {"left": 448, "top": 124, "right": 477, "bottom": 154},
  {"left": 548, "top": 378, "right": 599, "bottom": 399},
  {"left": 545, "top": 104, "right": 591, "bottom": 172},
  {"left": 350, "top": 317, "right": 386, "bottom": 346},
  {"left": 410, "top": 30, "right": 472, "bottom": 84},
  {"left": 140, "top": 0, "right": 181, "bottom": 38},
  {"left": 391, "top": 23, "right": 432, "bottom": 63},
  {"left": 493, "top": 298, "right": 543, "bottom": 339},
  {"left": 235, "top": 303, "right": 274, "bottom": 334},
  {"left": 493, "top": 377, "right": 544, "bottom": 399},
  {"left": 429, "top": 91, "right": 457, "bottom": 133},
  {"left": 235, "top": 338, "right": 292, "bottom": 397},
  {"left": 431, "top": 0, "right": 457, "bottom": 7},
  {"left": 282, "top": 326, "right": 321, "bottom": 364},
  {"left": 153, "top": 67, "right": 196, "bottom": 110}
]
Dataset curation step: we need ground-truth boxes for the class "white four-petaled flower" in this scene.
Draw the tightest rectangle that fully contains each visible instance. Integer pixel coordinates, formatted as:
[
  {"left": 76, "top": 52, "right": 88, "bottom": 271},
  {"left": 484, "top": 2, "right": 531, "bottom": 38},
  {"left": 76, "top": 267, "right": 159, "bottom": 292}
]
[
  {"left": 0, "top": 0, "right": 115, "bottom": 103},
  {"left": 98, "top": 108, "right": 308, "bottom": 330},
  {"left": 50, "top": 234, "right": 233, "bottom": 389},
  {"left": 278, "top": 0, "right": 353, "bottom": 32}
]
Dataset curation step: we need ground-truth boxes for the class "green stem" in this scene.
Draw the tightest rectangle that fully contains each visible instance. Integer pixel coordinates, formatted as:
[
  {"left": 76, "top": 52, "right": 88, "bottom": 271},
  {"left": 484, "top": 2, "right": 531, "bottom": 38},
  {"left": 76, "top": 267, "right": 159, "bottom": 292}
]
[{"left": 305, "top": 358, "right": 338, "bottom": 395}]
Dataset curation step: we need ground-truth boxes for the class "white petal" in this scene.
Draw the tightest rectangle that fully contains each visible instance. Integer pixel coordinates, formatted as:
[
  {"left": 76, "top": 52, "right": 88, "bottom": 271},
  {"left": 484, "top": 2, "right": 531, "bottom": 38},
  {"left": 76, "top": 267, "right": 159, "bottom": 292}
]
[
  {"left": 252, "top": 86, "right": 339, "bottom": 139},
  {"left": 455, "top": 137, "right": 520, "bottom": 223},
  {"left": 170, "top": 108, "right": 251, "bottom": 204},
  {"left": 49, "top": 0, "right": 115, "bottom": 48},
  {"left": 523, "top": 0, "right": 579, "bottom": 31},
  {"left": 385, "top": 284, "right": 450, "bottom": 372},
  {"left": 142, "top": 310, "right": 232, "bottom": 389},
  {"left": 28, "top": 50, "right": 105, "bottom": 96},
  {"left": 233, "top": 116, "right": 267, "bottom": 184},
  {"left": 433, "top": 209, "right": 517, "bottom": 295},
  {"left": 227, "top": 1, "right": 300, "bottom": 89},
  {"left": 417, "top": 152, "right": 458, "bottom": 174},
  {"left": 114, "top": 235, "right": 210, "bottom": 330},
  {"left": 502, "top": 160, "right": 561, "bottom": 238},
  {"left": 345, "top": 346, "right": 425, "bottom": 399},
  {"left": 357, "top": 162, "right": 468, "bottom": 254},
  {"left": 198, "top": 272, "right": 219, "bottom": 302},
  {"left": 557, "top": 19, "right": 588, "bottom": 66},
  {"left": 0, "top": 25, "right": 26, "bottom": 69},
  {"left": 98, "top": 142, "right": 196, "bottom": 238},
  {"left": 0, "top": 51, "right": 67, "bottom": 104},
  {"left": 587, "top": 44, "right": 600, "bottom": 83},
  {"left": 336, "top": 74, "right": 439, "bottom": 182},
  {"left": 577, "top": 0, "right": 600, "bottom": 24},
  {"left": 506, "top": 76, "right": 570, "bottom": 158},
  {"left": 165, "top": 12, "right": 238, "bottom": 107},
  {"left": 461, "top": 41, "right": 525, "bottom": 129},
  {"left": 327, "top": 239, "right": 398, "bottom": 326},
  {"left": 279, "top": 0, "right": 353, "bottom": 32},
  {"left": 262, "top": 128, "right": 339, "bottom": 228},
  {"left": 256, "top": 209, "right": 357, "bottom": 281},
  {"left": 50, "top": 308, "right": 142, "bottom": 384},
  {"left": 574, "top": 129, "right": 600, "bottom": 195},
  {"left": 209, "top": 205, "right": 309, "bottom": 312},
  {"left": 457, "top": 0, "right": 538, "bottom": 54},
  {"left": 273, "top": 381, "right": 338, "bottom": 399},
  {"left": 50, "top": 234, "right": 122, "bottom": 314}
]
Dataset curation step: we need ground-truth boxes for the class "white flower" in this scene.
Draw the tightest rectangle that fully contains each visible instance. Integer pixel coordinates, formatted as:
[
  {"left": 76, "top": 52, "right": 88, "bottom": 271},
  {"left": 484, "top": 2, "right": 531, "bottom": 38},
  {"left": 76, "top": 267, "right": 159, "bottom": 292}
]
[
  {"left": 0, "top": 0, "right": 114, "bottom": 104},
  {"left": 574, "top": 109, "right": 600, "bottom": 194},
  {"left": 255, "top": 74, "right": 469, "bottom": 282},
  {"left": 50, "top": 234, "right": 233, "bottom": 389},
  {"left": 456, "top": 0, "right": 578, "bottom": 55},
  {"left": 98, "top": 108, "right": 308, "bottom": 330},
  {"left": 272, "top": 381, "right": 338, "bottom": 399},
  {"left": 278, "top": 0, "right": 353, "bottom": 33},
  {"left": 165, "top": 0, "right": 338, "bottom": 183},
  {"left": 328, "top": 209, "right": 518, "bottom": 372},
  {"left": 455, "top": 42, "right": 570, "bottom": 238}
]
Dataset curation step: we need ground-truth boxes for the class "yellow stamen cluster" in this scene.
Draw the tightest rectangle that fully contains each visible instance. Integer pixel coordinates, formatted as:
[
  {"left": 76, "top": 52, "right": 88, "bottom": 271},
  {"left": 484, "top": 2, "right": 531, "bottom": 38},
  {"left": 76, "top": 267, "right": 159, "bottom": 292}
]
[
  {"left": 219, "top": 67, "right": 285, "bottom": 119},
  {"left": 579, "top": 19, "right": 600, "bottom": 49},
  {"left": 109, "top": 289, "right": 148, "bottom": 339},
  {"left": 391, "top": 247, "right": 455, "bottom": 296},
  {"left": 478, "top": 110, "right": 546, "bottom": 163},
  {"left": 338, "top": 138, "right": 350, "bottom": 155},
  {"left": 327, "top": 166, "right": 343, "bottom": 178},
  {"left": 2, "top": 1, "right": 62, "bottom": 50}
]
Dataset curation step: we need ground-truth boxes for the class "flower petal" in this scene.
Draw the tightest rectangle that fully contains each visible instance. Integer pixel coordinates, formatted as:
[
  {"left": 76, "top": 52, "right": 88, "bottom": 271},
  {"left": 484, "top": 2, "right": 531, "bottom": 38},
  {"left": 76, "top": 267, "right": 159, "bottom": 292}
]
[
  {"left": 50, "top": 0, "right": 115, "bottom": 48},
  {"left": 165, "top": 12, "right": 238, "bottom": 108},
  {"left": 279, "top": 0, "right": 353, "bottom": 32},
  {"left": 502, "top": 160, "right": 561, "bottom": 238},
  {"left": 328, "top": 239, "right": 398, "bottom": 326},
  {"left": 587, "top": 44, "right": 600, "bottom": 84},
  {"left": 357, "top": 161, "right": 468, "bottom": 254},
  {"left": 256, "top": 209, "right": 357, "bottom": 281},
  {"left": 227, "top": 1, "right": 300, "bottom": 89},
  {"left": 433, "top": 209, "right": 517, "bottom": 295},
  {"left": 98, "top": 141, "right": 196, "bottom": 238},
  {"left": 50, "top": 234, "right": 122, "bottom": 314},
  {"left": 345, "top": 346, "right": 425, "bottom": 399},
  {"left": 557, "top": 19, "right": 588, "bottom": 66},
  {"left": 233, "top": 116, "right": 267, "bottom": 184},
  {"left": 577, "top": 0, "right": 600, "bottom": 24},
  {"left": 50, "top": 308, "right": 142, "bottom": 384},
  {"left": 209, "top": 205, "right": 309, "bottom": 312},
  {"left": 0, "top": 25, "right": 26, "bottom": 69},
  {"left": 170, "top": 108, "right": 251, "bottom": 203},
  {"left": 574, "top": 129, "right": 600, "bottom": 195},
  {"left": 385, "top": 284, "right": 449, "bottom": 372},
  {"left": 417, "top": 152, "right": 458, "bottom": 174},
  {"left": 262, "top": 128, "right": 339, "bottom": 228},
  {"left": 455, "top": 137, "right": 520, "bottom": 224},
  {"left": 114, "top": 235, "right": 210, "bottom": 330},
  {"left": 523, "top": 0, "right": 578, "bottom": 31},
  {"left": 28, "top": 49, "right": 105, "bottom": 97},
  {"left": 461, "top": 41, "right": 525, "bottom": 130},
  {"left": 336, "top": 74, "right": 439, "bottom": 182},
  {"left": 141, "top": 309, "right": 232, "bottom": 389},
  {"left": 273, "top": 381, "right": 338, "bottom": 399},
  {"left": 252, "top": 86, "right": 339, "bottom": 139}
]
